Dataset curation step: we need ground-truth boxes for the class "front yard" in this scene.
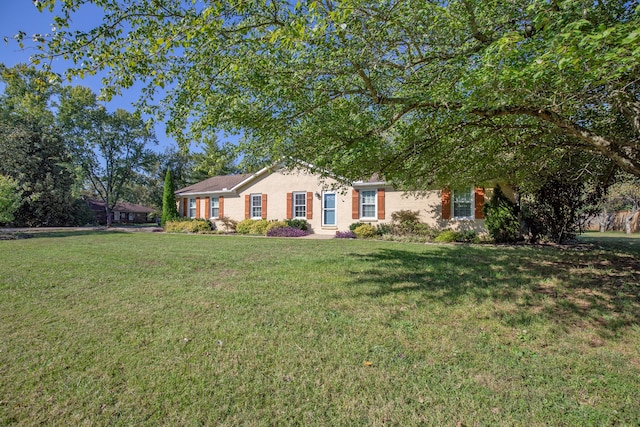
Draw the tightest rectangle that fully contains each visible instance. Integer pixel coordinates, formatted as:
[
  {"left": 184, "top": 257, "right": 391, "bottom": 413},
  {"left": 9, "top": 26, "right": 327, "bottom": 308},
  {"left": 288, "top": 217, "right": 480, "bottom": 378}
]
[{"left": 1, "top": 232, "right": 638, "bottom": 425}]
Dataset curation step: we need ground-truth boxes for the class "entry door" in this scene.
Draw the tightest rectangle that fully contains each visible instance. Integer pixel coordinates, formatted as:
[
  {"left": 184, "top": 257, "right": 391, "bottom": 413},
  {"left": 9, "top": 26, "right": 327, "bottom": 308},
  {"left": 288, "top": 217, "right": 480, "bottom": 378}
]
[{"left": 322, "top": 192, "right": 336, "bottom": 226}]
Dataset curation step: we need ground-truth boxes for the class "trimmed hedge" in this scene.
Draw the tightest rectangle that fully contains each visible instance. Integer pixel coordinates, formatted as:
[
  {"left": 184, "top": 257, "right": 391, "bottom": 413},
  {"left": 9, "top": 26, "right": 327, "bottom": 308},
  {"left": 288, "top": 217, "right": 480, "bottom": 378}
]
[{"left": 164, "top": 219, "right": 212, "bottom": 233}]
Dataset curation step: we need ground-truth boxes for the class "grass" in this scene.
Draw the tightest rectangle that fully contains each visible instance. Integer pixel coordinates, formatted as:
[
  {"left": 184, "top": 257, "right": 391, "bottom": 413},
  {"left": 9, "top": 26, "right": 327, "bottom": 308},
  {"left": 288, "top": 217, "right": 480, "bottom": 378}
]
[{"left": 1, "top": 231, "right": 639, "bottom": 426}]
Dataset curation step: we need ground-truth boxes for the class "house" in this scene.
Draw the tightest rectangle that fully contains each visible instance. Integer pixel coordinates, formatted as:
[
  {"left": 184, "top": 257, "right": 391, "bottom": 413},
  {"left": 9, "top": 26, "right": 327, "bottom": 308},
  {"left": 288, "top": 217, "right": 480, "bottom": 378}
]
[
  {"left": 87, "top": 199, "right": 154, "bottom": 225},
  {"left": 174, "top": 164, "right": 490, "bottom": 235}
]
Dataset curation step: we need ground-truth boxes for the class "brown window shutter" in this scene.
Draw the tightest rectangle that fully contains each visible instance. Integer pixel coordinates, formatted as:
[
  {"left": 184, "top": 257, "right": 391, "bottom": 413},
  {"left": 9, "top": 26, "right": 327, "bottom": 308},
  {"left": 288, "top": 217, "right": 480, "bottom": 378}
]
[
  {"left": 286, "top": 193, "right": 293, "bottom": 219},
  {"left": 183, "top": 198, "right": 188, "bottom": 218},
  {"left": 377, "top": 188, "right": 385, "bottom": 220},
  {"left": 474, "top": 187, "right": 485, "bottom": 219},
  {"left": 244, "top": 195, "right": 250, "bottom": 219},
  {"left": 261, "top": 194, "right": 268, "bottom": 219},
  {"left": 204, "top": 197, "right": 210, "bottom": 218},
  {"left": 306, "top": 192, "right": 313, "bottom": 220},
  {"left": 352, "top": 189, "right": 359, "bottom": 219},
  {"left": 219, "top": 196, "right": 224, "bottom": 218},
  {"left": 442, "top": 189, "right": 451, "bottom": 220},
  {"left": 195, "top": 197, "right": 201, "bottom": 218}
]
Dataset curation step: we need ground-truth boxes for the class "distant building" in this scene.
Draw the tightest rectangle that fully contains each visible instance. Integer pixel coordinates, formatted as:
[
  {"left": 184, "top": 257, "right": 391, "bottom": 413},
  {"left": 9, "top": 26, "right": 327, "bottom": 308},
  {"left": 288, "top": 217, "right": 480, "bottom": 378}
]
[{"left": 87, "top": 199, "right": 154, "bottom": 225}]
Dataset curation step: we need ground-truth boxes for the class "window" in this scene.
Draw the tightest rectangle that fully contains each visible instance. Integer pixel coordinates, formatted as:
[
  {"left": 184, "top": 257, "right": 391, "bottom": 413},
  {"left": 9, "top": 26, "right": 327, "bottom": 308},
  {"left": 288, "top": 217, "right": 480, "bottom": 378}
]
[
  {"left": 322, "top": 192, "right": 336, "bottom": 226},
  {"left": 453, "top": 188, "right": 473, "bottom": 219},
  {"left": 188, "top": 198, "right": 196, "bottom": 218},
  {"left": 251, "top": 194, "right": 262, "bottom": 218},
  {"left": 211, "top": 196, "right": 219, "bottom": 218},
  {"left": 360, "top": 190, "right": 377, "bottom": 219},
  {"left": 293, "top": 192, "right": 306, "bottom": 218},
  {"left": 128, "top": 213, "right": 134, "bottom": 221}
]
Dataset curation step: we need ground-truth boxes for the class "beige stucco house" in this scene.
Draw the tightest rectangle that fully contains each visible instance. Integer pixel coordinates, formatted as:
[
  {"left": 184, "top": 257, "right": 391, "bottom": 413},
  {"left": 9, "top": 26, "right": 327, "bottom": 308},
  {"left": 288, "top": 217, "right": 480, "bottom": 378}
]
[{"left": 174, "top": 164, "right": 488, "bottom": 235}]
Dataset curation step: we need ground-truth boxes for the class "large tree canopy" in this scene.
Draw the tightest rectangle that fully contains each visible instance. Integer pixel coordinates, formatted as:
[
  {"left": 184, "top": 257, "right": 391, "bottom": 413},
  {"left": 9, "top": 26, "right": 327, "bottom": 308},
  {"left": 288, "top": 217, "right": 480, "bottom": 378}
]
[{"left": 29, "top": 0, "right": 640, "bottom": 187}]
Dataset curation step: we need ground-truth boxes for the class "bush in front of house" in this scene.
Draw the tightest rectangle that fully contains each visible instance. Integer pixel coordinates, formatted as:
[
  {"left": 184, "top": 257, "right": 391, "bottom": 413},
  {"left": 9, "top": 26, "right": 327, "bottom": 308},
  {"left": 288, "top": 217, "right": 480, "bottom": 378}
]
[
  {"left": 286, "top": 218, "right": 309, "bottom": 231},
  {"left": 164, "top": 218, "right": 212, "bottom": 233},
  {"left": 433, "top": 229, "right": 462, "bottom": 243},
  {"left": 249, "top": 219, "right": 271, "bottom": 235},
  {"left": 483, "top": 185, "right": 520, "bottom": 243},
  {"left": 349, "top": 222, "right": 366, "bottom": 231},
  {"left": 353, "top": 223, "right": 377, "bottom": 239},
  {"left": 265, "top": 220, "right": 288, "bottom": 235},
  {"left": 218, "top": 216, "right": 237, "bottom": 232},
  {"left": 235, "top": 219, "right": 255, "bottom": 234},
  {"left": 266, "top": 226, "right": 309, "bottom": 237}
]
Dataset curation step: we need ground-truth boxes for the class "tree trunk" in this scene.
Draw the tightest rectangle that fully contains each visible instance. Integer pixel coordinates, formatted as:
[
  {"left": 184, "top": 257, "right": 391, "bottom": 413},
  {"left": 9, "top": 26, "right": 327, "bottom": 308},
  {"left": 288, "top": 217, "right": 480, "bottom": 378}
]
[
  {"left": 599, "top": 208, "right": 613, "bottom": 232},
  {"left": 105, "top": 206, "right": 112, "bottom": 227},
  {"left": 625, "top": 205, "right": 638, "bottom": 235}
]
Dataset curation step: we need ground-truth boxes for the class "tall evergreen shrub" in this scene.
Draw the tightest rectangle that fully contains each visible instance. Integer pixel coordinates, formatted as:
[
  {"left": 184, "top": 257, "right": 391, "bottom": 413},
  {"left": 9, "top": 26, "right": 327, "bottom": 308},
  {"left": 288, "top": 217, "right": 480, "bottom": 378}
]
[
  {"left": 483, "top": 185, "right": 520, "bottom": 243},
  {"left": 161, "top": 168, "right": 179, "bottom": 226}
]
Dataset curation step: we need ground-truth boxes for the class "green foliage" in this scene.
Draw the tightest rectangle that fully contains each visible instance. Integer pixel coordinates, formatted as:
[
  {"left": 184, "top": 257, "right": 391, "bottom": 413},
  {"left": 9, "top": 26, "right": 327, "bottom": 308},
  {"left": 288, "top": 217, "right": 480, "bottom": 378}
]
[
  {"left": 375, "top": 223, "right": 393, "bottom": 236},
  {"left": 523, "top": 175, "right": 599, "bottom": 244},
  {"left": 349, "top": 222, "right": 366, "bottom": 231},
  {"left": 0, "top": 65, "right": 77, "bottom": 226},
  {"left": 434, "top": 230, "right": 462, "bottom": 243},
  {"left": 25, "top": 1, "right": 640, "bottom": 186},
  {"left": 353, "top": 224, "right": 377, "bottom": 239},
  {"left": 235, "top": 219, "right": 255, "bottom": 234},
  {"left": 249, "top": 219, "right": 271, "bottom": 235},
  {"left": 265, "top": 220, "right": 288, "bottom": 235},
  {"left": 0, "top": 175, "right": 21, "bottom": 224},
  {"left": 161, "top": 168, "right": 179, "bottom": 227},
  {"left": 69, "top": 198, "right": 96, "bottom": 226},
  {"left": 58, "top": 86, "right": 157, "bottom": 227},
  {"left": 286, "top": 218, "right": 309, "bottom": 231},
  {"left": 483, "top": 185, "right": 520, "bottom": 243},
  {"left": 163, "top": 218, "right": 212, "bottom": 233}
]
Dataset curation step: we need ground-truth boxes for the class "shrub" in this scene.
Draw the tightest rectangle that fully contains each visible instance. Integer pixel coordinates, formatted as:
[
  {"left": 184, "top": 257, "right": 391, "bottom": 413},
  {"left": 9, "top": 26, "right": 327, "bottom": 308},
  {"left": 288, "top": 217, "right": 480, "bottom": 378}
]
[
  {"left": 391, "top": 210, "right": 421, "bottom": 223},
  {"left": 524, "top": 175, "right": 599, "bottom": 243},
  {"left": 349, "top": 222, "right": 366, "bottom": 231},
  {"left": 265, "top": 220, "right": 288, "bottom": 235},
  {"left": 353, "top": 223, "right": 377, "bottom": 239},
  {"left": 335, "top": 230, "right": 356, "bottom": 239},
  {"left": 219, "top": 216, "right": 237, "bottom": 232},
  {"left": 164, "top": 218, "right": 212, "bottom": 233},
  {"left": 376, "top": 223, "right": 394, "bottom": 236},
  {"left": 236, "top": 219, "right": 255, "bottom": 234},
  {"left": 433, "top": 229, "right": 462, "bottom": 243},
  {"left": 249, "top": 219, "right": 271, "bottom": 235},
  {"left": 459, "top": 230, "right": 477, "bottom": 243},
  {"left": 286, "top": 218, "right": 309, "bottom": 231},
  {"left": 483, "top": 185, "right": 520, "bottom": 243},
  {"left": 266, "top": 226, "right": 309, "bottom": 237}
]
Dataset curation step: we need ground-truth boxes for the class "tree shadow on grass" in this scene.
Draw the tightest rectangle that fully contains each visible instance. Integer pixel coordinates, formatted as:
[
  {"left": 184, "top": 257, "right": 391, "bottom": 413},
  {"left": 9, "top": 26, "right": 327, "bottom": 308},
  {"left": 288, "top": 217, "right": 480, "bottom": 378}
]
[
  {"left": 345, "top": 244, "right": 640, "bottom": 336},
  {"left": 0, "top": 229, "right": 128, "bottom": 239}
]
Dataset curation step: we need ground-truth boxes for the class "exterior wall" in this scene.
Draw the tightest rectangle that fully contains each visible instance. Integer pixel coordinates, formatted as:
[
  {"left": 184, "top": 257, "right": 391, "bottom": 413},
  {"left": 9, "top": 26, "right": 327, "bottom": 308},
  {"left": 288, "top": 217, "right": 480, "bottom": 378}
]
[{"left": 177, "top": 168, "right": 493, "bottom": 235}]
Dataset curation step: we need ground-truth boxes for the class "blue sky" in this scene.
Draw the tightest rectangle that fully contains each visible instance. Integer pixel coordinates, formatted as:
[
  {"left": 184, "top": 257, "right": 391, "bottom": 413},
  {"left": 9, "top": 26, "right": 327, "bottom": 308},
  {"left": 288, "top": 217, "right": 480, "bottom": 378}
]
[{"left": 0, "top": 1, "right": 179, "bottom": 153}]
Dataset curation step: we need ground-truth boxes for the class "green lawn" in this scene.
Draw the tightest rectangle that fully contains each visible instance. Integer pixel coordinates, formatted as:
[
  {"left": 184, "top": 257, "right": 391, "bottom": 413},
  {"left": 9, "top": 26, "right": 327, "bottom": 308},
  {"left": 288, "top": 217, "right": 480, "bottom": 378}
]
[{"left": 1, "top": 232, "right": 639, "bottom": 426}]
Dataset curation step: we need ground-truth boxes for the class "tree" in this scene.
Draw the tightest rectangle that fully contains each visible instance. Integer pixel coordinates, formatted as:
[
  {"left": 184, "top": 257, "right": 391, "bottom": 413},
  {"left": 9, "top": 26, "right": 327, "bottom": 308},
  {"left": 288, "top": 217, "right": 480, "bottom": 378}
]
[
  {"left": 483, "top": 185, "right": 520, "bottom": 243},
  {"left": 191, "top": 136, "right": 240, "bottom": 183},
  {"left": 58, "top": 86, "right": 156, "bottom": 227},
  {"left": 605, "top": 175, "right": 640, "bottom": 234},
  {"left": 161, "top": 168, "right": 178, "bottom": 227},
  {"left": 0, "top": 64, "right": 77, "bottom": 226},
  {"left": 0, "top": 175, "right": 21, "bottom": 224},
  {"left": 25, "top": 0, "right": 640, "bottom": 189}
]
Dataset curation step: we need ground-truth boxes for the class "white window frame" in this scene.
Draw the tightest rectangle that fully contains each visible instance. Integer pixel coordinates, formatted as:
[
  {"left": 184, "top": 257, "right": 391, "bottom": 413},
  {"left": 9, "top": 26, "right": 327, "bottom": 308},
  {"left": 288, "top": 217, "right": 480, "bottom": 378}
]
[
  {"left": 211, "top": 196, "right": 220, "bottom": 219},
  {"left": 188, "top": 198, "right": 197, "bottom": 218},
  {"left": 452, "top": 187, "right": 474, "bottom": 220},
  {"left": 250, "top": 194, "right": 262, "bottom": 219},
  {"left": 292, "top": 191, "right": 307, "bottom": 219},
  {"left": 359, "top": 189, "right": 377, "bottom": 219},
  {"left": 322, "top": 191, "right": 337, "bottom": 226}
]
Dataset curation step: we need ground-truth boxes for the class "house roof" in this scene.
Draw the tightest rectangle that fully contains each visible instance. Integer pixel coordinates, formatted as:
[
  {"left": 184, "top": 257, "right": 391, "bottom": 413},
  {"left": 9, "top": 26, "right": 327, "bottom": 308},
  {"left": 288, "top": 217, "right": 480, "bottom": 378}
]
[
  {"left": 175, "top": 173, "right": 253, "bottom": 195},
  {"left": 88, "top": 199, "right": 154, "bottom": 213}
]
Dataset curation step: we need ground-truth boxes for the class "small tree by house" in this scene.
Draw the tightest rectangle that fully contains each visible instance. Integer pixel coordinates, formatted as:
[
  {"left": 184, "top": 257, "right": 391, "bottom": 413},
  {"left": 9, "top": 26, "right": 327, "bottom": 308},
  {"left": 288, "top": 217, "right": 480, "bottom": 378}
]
[
  {"left": 161, "top": 168, "right": 179, "bottom": 227},
  {"left": 483, "top": 185, "right": 520, "bottom": 243}
]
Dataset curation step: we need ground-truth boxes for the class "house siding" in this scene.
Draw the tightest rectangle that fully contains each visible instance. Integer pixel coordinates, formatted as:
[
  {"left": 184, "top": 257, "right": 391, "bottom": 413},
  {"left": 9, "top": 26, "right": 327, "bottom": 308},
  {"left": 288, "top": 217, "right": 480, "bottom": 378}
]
[{"left": 177, "top": 167, "right": 492, "bottom": 235}]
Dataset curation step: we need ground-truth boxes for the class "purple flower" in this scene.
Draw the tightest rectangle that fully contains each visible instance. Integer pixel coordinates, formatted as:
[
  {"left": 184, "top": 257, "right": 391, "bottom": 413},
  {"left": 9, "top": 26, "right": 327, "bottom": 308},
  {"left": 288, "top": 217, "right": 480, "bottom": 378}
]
[
  {"left": 266, "top": 226, "right": 309, "bottom": 237},
  {"left": 335, "top": 230, "right": 356, "bottom": 239}
]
